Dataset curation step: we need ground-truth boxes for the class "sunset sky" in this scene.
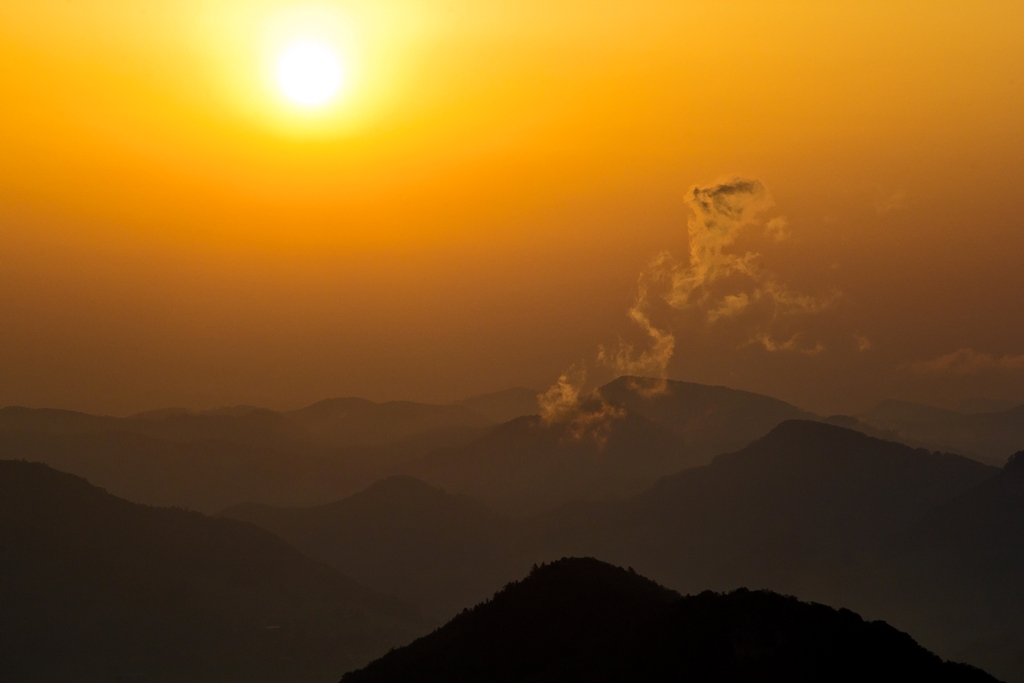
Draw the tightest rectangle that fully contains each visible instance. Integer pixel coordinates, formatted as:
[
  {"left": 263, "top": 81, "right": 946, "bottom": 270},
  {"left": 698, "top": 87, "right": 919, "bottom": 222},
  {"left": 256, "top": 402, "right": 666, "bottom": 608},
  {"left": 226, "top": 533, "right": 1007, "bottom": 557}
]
[{"left": 2, "top": 0, "right": 1023, "bottom": 416}]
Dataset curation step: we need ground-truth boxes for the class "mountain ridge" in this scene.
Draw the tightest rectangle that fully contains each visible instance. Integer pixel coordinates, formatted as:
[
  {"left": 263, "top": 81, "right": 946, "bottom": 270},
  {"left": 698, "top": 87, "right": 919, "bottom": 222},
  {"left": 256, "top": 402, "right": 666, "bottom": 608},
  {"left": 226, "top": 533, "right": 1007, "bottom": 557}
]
[{"left": 341, "top": 557, "right": 998, "bottom": 683}]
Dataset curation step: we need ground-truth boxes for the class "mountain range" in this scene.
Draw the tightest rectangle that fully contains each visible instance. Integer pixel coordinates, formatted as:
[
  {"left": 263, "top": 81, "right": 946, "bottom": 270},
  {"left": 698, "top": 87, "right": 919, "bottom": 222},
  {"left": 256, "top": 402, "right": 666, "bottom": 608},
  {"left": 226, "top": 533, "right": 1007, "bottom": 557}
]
[
  {"left": 859, "top": 399, "right": 1024, "bottom": 465},
  {"left": 0, "top": 460, "right": 425, "bottom": 682},
  {"left": 226, "top": 420, "right": 1024, "bottom": 681},
  {"left": 6, "top": 379, "right": 1020, "bottom": 515},
  {"left": 6, "top": 378, "right": 1024, "bottom": 680}
]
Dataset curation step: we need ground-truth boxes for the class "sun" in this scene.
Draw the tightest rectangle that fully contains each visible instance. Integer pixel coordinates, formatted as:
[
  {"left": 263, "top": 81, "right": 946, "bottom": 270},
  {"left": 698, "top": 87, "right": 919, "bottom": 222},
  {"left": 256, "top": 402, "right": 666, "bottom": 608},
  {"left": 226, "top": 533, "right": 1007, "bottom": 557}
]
[{"left": 276, "top": 41, "right": 345, "bottom": 107}]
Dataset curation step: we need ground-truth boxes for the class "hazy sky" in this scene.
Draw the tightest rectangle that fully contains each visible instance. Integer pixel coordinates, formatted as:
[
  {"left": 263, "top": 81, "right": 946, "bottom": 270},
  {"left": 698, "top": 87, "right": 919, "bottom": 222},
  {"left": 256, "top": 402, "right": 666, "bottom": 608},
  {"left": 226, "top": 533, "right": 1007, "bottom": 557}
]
[{"left": 1, "top": 1, "right": 1023, "bottom": 416}]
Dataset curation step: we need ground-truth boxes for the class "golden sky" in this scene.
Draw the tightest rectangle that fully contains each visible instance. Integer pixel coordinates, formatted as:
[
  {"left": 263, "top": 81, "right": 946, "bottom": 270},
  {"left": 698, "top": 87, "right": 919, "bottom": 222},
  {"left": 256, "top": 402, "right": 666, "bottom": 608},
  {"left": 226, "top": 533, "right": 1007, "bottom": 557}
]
[{"left": 2, "top": 1, "right": 1023, "bottom": 415}]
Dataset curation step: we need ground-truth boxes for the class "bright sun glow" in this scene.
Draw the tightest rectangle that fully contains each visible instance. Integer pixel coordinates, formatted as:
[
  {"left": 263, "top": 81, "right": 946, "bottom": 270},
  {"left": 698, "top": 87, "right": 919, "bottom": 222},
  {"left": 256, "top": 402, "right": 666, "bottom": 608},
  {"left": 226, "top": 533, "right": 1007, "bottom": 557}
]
[{"left": 276, "top": 41, "right": 345, "bottom": 107}]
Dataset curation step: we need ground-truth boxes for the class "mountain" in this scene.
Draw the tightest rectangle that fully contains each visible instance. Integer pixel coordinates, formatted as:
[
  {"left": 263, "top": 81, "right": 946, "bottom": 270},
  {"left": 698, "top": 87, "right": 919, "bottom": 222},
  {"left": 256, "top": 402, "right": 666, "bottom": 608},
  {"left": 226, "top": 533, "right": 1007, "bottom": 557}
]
[
  {"left": 411, "top": 401, "right": 692, "bottom": 516},
  {"left": 455, "top": 387, "right": 540, "bottom": 424},
  {"left": 0, "top": 398, "right": 492, "bottom": 453},
  {"left": 598, "top": 376, "right": 817, "bottom": 461},
  {"left": 0, "top": 460, "right": 424, "bottom": 682},
  {"left": 410, "top": 377, "right": 826, "bottom": 515},
  {"left": 876, "top": 450, "right": 1024, "bottom": 681},
  {"left": 342, "top": 557, "right": 997, "bottom": 683},
  {"left": 0, "top": 378, "right": 829, "bottom": 516},
  {"left": 222, "top": 476, "right": 527, "bottom": 620},
  {"left": 525, "top": 421, "right": 998, "bottom": 598},
  {"left": 286, "top": 398, "right": 490, "bottom": 448},
  {"left": 0, "top": 395, "right": 500, "bottom": 512},
  {"left": 227, "top": 421, "right": 1009, "bottom": 676},
  {"left": 860, "top": 399, "right": 1024, "bottom": 465},
  {"left": 0, "top": 427, "right": 393, "bottom": 513}
]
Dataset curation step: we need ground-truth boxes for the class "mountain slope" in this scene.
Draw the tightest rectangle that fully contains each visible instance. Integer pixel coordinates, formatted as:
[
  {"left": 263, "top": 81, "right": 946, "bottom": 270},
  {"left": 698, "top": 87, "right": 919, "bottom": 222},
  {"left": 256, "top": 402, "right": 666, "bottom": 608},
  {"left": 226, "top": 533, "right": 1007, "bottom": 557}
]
[
  {"left": 222, "top": 476, "right": 526, "bottom": 620},
  {"left": 342, "top": 557, "right": 996, "bottom": 683},
  {"left": 286, "top": 398, "right": 490, "bottom": 448},
  {"left": 412, "top": 405, "right": 692, "bottom": 516},
  {"left": 0, "top": 379, "right": 828, "bottom": 515},
  {"left": 455, "top": 387, "right": 540, "bottom": 424},
  {"left": 598, "top": 376, "right": 816, "bottom": 461},
  {"left": 527, "top": 420, "right": 998, "bottom": 596},
  {"left": 0, "top": 460, "right": 423, "bottom": 682},
  {"left": 0, "top": 427, "right": 392, "bottom": 512},
  {"left": 880, "top": 450, "right": 1024, "bottom": 681},
  {"left": 411, "top": 377, "right": 825, "bottom": 515},
  {"left": 0, "top": 394, "right": 499, "bottom": 512},
  {"left": 860, "top": 399, "right": 1024, "bottom": 465}
]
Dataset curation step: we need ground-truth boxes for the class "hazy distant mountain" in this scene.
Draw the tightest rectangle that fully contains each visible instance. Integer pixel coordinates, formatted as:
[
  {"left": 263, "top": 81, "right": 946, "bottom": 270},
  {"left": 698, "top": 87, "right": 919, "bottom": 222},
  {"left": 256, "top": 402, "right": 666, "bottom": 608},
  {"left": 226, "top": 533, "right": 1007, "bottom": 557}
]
[
  {"left": 598, "top": 376, "right": 816, "bottom": 462},
  {"left": 955, "top": 398, "right": 1022, "bottom": 414},
  {"left": 455, "top": 387, "right": 540, "bottom": 424},
  {"left": 878, "top": 450, "right": 1024, "bottom": 681},
  {"left": 409, "top": 378, "right": 821, "bottom": 516},
  {"left": 286, "top": 398, "right": 491, "bottom": 448},
  {"left": 526, "top": 421, "right": 997, "bottom": 596},
  {"left": 222, "top": 476, "right": 527, "bottom": 620},
  {"left": 342, "top": 557, "right": 996, "bottom": 683},
  {"left": 0, "top": 395, "right": 501, "bottom": 512},
  {"left": 860, "top": 399, "right": 1024, "bottom": 465},
  {"left": 411, "top": 403, "right": 692, "bottom": 516},
  {"left": 0, "top": 428, "right": 395, "bottom": 512},
  {"left": 0, "top": 379, "right": 831, "bottom": 515},
  {"left": 0, "top": 460, "right": 423, "bottom": 682}
]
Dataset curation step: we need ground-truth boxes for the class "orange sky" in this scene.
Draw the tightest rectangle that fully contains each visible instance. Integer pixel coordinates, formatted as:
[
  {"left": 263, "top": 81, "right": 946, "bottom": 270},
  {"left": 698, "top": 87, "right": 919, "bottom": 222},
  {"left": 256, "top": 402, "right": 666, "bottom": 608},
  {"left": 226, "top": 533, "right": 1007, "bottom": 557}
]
[{"left": 1, "top": 0, "right": 1023, "bottom": 415}]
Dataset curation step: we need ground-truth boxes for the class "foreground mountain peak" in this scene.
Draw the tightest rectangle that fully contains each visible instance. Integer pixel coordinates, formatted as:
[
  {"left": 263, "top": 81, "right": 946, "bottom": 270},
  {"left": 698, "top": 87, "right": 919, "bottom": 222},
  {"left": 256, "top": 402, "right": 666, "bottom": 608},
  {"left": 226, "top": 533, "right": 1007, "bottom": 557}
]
[{"left": 342, "top": 557, "right": 997, "bottom": 683}]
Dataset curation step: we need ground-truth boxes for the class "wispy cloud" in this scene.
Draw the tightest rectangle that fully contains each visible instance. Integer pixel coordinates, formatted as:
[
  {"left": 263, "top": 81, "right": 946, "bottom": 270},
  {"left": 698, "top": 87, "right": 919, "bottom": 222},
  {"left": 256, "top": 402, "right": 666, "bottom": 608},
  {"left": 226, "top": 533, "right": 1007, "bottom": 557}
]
[
  {"left": 538, "top": 365, "right": 587, "bottom": 423},
  {"left": 540, "top": 176, "right": 838, "bottom": 424},
  {"left": 598, "top": 258, "right": 676, "bottom": 384},
  {"left": 653, "top": 178, "right": 837, "bottom": 348},
  {"left": 752, "top": 332, "right": 824, "bottom": 355}
]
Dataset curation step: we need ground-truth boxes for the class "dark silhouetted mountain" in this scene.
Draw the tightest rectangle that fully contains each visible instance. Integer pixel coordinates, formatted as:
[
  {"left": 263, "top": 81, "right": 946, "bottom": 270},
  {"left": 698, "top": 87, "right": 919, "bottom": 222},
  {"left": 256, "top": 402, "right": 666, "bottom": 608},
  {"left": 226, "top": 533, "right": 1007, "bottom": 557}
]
[
  {"left": 342, "top": 557, "right": 997, "bottom": 683},
  {"left": 222, "top": 476, "right": 527, "bottom": 620},
  {"left": 411, "top": 401, "right": 692, "bottom": 515},
  {"left": 597, "top": 376, "right": 817, "bottom": 462},
  {"left": 860, "top": 399, "right": 1024, "bottom": 465},
  {"left": 0, "top": 460, "right": 424, "bottom": 682},
  {"left": 454, "top": 387, "right": 540, "bottom": 424}
]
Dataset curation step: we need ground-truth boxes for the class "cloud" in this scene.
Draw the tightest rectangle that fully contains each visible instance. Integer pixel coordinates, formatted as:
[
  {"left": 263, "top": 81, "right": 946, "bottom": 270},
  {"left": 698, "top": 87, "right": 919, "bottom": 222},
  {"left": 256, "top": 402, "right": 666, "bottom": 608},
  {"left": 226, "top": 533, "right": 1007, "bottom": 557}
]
[
  {"left": 706, "top": 293, "right": 750, "bottom": 323},
  {"left": 538, "top": 365, "right": 587, "bottom": 423},
  {"left": 855, "top": 334, "right": 872, "bottom": 352},
  {"left": 655, "top": 177, "right": 836, "bottom": 348},
  {"left": 536, "top": 365, "right": 626, "bottom": 446},
  {"left": 540, "top": 176, "right": 839, "bottom": 427},
  {"left": 910, "top": 348, "right": 1024, "bottom": 375},
  {"left": 752, "top": 332, "right": 824, "bottom": 355},
  {"left": 665, "top": 179, "right": 771, "bottom": 310},
  {"left": 765, "top": 216, "right": 790, "bottom": 242},
  {"left": 563, "top": 399, "right": 626, "bottom": 447},
  {"left": 598, "top": 261, "right": 676, "bottom": 384}
]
